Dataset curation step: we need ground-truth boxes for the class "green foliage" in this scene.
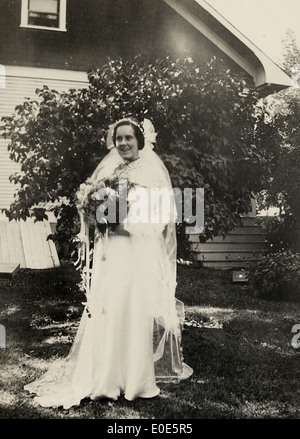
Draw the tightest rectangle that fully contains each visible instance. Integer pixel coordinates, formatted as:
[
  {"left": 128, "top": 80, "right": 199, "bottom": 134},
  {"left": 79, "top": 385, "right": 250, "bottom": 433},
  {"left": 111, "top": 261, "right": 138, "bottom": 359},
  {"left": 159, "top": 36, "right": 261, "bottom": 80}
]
[
  {"left": 255, "top": 32, "right": 300, "bottom": 253},
  {"left": 1, "top": 55, "right": 261, "bottom": 256},
  {"left": 281, "top": 30, "right": 300, "bottom": 77},
  {"left": 256, "top": 214, "right": 298, "bottom": 253},
  {"left": 175, "top": 222, "right": 195, "bottom": 262},
  {"left": 255, "top": 90, "right": 300, "bottom": 252},
  {"left": 249, "top": 250, "right": 300, "bottom": 301}
]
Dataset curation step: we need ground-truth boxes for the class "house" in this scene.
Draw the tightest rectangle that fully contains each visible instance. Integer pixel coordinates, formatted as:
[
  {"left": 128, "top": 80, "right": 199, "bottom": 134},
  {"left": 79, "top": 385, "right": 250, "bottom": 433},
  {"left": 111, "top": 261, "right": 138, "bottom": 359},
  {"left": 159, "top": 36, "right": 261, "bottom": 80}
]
[{"left": 0, "top": 0, "right": 291, "bottom": 271}]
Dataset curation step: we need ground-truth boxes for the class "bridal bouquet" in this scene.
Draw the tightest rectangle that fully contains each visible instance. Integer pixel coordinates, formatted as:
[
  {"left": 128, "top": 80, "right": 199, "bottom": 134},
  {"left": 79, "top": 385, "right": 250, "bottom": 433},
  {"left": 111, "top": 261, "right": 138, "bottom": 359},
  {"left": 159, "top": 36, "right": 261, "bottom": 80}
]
[{"left": 76, "top": 176, "right": 134, "bottom": 234}]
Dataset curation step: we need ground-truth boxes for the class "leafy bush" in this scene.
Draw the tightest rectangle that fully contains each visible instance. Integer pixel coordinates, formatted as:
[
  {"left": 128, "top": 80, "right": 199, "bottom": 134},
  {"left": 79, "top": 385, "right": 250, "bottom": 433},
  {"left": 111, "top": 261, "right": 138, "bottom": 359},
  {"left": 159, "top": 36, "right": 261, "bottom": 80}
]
[
  {"left": 256, "top": 214, "right": 298, "bottom": 253},
  {"left": 255, "top": 88, "right": 300, "bottom": 253},
  {"left": 248, "top": 250, "right": 300, "bottom": 301},
  {"left": 1, "top": 55, "right": 262, "bottom": 257}
]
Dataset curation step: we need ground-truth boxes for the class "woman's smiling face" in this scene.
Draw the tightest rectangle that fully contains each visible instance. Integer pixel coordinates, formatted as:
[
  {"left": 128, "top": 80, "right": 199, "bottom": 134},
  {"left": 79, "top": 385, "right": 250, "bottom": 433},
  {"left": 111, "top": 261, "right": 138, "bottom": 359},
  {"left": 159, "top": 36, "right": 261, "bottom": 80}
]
[{"left": 115, "top": 124, "right": 139, "bottom": 162}]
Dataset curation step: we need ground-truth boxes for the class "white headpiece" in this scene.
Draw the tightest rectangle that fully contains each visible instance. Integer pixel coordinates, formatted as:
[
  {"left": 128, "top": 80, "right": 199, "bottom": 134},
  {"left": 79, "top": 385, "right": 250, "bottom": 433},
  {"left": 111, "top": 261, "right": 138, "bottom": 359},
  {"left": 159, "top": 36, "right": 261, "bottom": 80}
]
[{"left": 106, "top": 117, "right": 157, "bottom": 150}]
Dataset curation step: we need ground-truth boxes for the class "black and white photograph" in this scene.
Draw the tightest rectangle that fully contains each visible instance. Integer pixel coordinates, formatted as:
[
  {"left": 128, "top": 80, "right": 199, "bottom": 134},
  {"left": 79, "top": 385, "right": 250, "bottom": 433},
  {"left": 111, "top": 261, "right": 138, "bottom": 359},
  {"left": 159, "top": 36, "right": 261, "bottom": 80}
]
[{"left": 0, "top": 0, "right": 300, "bottom": 426}]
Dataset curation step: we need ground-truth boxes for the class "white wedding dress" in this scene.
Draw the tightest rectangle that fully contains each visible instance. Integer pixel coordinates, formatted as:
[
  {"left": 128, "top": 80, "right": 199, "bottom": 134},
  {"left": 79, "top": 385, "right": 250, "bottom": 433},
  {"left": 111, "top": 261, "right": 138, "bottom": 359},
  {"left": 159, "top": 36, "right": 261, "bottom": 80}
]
[{"left": 24, "top": 149, "right": 193, "bottom": 409}]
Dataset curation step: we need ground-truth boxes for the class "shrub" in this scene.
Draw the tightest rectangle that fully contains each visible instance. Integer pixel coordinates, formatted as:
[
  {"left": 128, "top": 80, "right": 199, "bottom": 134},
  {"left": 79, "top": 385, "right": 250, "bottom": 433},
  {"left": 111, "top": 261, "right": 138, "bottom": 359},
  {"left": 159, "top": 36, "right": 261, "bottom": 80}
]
[
  {"left": 256, "top": 214, "right": 298, "bottom": 253},
  {"left": 248, "top": 250, "right": 300, "bottom": 301},
  {"left": 1, "top": 55, "right": 261, "bottom": 257},
  {"left": 255, "top": 88, "right": 300, "bottom": 253}
]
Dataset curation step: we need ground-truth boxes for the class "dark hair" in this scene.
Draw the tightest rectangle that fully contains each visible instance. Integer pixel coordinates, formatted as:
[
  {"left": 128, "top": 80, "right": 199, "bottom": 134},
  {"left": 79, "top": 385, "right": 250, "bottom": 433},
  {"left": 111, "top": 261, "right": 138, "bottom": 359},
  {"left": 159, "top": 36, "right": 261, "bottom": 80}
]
[{"left": 112, "top": 120, "right": 145, "bottom": 150}]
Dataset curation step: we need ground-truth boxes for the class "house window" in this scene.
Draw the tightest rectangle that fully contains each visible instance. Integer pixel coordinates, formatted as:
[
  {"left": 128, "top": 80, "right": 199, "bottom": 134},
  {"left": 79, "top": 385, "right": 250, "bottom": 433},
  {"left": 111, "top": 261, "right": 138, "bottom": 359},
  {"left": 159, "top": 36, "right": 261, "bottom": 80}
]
[{"left": 20, "top": 0, "right": 67, "bottom": 31}]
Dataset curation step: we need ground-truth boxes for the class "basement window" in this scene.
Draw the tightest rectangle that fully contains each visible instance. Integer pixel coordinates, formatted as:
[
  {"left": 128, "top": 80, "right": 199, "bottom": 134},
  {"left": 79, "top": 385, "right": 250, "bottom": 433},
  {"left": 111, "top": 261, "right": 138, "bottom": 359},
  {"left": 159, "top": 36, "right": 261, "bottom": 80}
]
[{"left": 20, "top": 0, "right": 67, "bottom": 31}]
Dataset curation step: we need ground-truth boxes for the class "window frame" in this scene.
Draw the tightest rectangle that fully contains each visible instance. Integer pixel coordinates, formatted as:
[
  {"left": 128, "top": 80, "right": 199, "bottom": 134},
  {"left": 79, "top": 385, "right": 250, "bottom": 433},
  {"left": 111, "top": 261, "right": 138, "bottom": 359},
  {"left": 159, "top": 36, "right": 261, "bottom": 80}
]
[{"left": 20, "top": 0, "right": 67, "bottom": 32}]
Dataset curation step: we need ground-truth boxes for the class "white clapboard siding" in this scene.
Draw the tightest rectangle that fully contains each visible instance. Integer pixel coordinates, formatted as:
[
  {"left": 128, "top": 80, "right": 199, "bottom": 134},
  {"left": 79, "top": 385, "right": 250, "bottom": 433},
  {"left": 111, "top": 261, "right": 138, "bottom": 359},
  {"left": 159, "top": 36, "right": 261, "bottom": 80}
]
[
  {"left": 0, "top": 65, "right": 88, "bottom": 268},
  {"left": 0, "top": 65, "right": 88, "bottom": 210},
  {"left": 190, "top": 217, "right": 268, "bottom": 269}
]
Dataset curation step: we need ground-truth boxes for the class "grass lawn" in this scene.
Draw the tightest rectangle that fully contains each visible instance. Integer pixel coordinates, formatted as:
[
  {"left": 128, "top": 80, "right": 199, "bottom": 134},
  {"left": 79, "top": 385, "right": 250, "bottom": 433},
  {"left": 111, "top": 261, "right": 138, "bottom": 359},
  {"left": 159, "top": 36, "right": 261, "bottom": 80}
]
[{"left": 0, "top": 262, "right": 300, "bottom": 419}]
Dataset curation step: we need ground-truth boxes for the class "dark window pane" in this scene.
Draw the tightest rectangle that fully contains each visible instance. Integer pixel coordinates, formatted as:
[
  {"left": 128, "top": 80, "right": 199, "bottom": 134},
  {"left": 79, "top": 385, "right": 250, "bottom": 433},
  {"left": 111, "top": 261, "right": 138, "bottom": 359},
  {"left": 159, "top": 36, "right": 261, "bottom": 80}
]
[{"left": 28, "top": 12, "right": 59, "bottom": 27}]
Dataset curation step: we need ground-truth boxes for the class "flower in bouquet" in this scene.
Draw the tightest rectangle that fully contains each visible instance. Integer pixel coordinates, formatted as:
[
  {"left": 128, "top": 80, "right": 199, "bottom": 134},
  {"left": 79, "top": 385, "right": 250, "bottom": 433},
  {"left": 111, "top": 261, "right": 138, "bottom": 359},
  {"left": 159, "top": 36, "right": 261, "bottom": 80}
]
[{"left": 76, "top": 177, "right": 135, "bottom": 234}]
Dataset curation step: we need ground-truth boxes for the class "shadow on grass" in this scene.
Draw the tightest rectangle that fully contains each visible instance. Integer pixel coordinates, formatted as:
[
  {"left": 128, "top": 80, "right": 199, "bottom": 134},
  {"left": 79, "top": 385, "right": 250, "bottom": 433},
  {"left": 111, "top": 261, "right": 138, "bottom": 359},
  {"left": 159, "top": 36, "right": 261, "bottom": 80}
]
[
  {"left": 176, "top": 266, "right": 300, "bottom": 313},
  {"left": 1, "top": 264, "right": 300, "bottom": 419}
]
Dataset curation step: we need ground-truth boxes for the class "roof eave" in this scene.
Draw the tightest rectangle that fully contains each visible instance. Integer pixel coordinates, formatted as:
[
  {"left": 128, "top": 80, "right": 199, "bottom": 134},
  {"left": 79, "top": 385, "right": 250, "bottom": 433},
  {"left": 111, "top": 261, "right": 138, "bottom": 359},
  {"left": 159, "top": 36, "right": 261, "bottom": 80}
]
[
  {"left": 256, "top": 82, "right": 291, "bottom": 98},
  {"left": 163, "top": 0, "right": 292, "bottom": 94}
]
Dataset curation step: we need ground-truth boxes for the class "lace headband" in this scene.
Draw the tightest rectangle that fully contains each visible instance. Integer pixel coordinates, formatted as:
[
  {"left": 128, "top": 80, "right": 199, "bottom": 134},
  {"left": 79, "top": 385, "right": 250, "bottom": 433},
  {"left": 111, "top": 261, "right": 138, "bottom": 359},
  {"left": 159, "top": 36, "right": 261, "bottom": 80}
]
[{"left": 114, "top": 117, "right": 144, "bottom": 133}]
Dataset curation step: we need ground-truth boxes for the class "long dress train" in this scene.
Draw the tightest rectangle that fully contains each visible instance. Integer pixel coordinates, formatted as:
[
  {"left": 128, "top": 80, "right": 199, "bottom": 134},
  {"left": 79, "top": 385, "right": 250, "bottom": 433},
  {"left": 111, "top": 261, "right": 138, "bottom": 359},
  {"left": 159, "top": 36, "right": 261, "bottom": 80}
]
[{"left": 24, "top": 153, "right": 193, "bottom": 409}]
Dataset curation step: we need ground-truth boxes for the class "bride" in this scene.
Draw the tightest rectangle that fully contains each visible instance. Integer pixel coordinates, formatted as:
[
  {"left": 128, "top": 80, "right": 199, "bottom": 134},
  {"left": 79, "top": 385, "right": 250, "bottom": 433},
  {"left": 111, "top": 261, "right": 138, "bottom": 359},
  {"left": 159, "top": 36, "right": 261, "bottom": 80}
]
[{"left": 24, "top": 117, "right": 193, "bottom": 409}]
